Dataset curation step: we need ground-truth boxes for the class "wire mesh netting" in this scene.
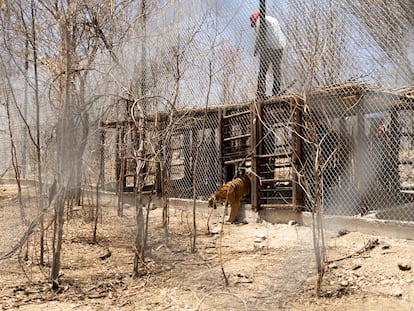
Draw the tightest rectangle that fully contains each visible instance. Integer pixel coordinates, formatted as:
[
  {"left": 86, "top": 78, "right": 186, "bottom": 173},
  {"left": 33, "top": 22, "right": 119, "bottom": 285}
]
[
  {"left": 305, "top": 86, "right": 414, "bottom": 221},
  {"left": 165, "top": 111, "right": 221, "bottom": 199},
  {"left": 1, "top": 0, "right": 414, "bottom": 224}
]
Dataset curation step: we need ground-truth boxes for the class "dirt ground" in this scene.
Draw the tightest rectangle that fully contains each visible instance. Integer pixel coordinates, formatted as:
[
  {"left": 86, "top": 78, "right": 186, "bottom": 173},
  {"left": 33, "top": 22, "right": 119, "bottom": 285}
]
[{"left": 0, "top": 184, "right": 414, "bottom": 311}]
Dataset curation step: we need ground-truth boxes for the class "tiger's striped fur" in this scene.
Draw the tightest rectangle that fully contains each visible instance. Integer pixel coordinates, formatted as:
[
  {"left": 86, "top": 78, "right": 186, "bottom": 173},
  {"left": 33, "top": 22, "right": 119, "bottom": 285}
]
[{"left": 208, "top": 173, "right": 252, "bottom": 223}]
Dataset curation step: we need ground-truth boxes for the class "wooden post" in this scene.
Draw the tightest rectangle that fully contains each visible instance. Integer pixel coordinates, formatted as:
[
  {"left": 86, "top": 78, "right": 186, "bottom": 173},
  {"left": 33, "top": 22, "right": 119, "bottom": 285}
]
[
  {"left": 100, "top": 128, "right": 105, "bottom": 190},
  {"left": 292, "top": 97, "right": 304, "bottom": 210},
  {"left": 118, "top": 124, "right": 126, "bottom": 217},
  {"left": 155, "top": 114, "right": 163, "bottom": 196},
  {"left": 256, "top": 0, "right": 267, "bottom": 99},
  {"left": 356, "top": 95, "right": 367, "bottom": 212},
  {"left": 218, "top": 108, "right": 224, "bottom": 186},
  {"left": 251, "top": 0, "right": 267, "bottom": 209},
  {"left": 389, "top": 108, "right": 400, "bottom": 198},
  {"left": 183, "top": 129, "right": 192, "bottom": 197},
  {"left": 251, "top": 99, "right": 263, "bottom": 211},
  {"left": 255, "top": 0, "right": 268, "bottom": 100},
  {"left": 191, "top": 125, "right": 197, "bottom": 195},
  {"left": 115, "top": 124, "right": 120, "bottom": 191}
]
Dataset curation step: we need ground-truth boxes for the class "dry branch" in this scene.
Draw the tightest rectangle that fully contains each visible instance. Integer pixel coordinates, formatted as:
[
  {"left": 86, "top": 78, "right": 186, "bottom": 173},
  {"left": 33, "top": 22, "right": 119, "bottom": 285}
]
[
  {"left": 326, "top": 238, "right": 379, "bottom": 264},
  {"left": 0, "top": 221, "right": 37, "bottom": 260}
]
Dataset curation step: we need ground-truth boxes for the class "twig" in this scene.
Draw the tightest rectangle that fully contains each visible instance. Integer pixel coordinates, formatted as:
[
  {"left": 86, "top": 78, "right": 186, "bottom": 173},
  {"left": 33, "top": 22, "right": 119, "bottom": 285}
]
[
  {"left": 0, "top": 166, "right": 10, "bottom": 178},
  {"left": 218, "top": 201, "right": 229, "bottom": 286},
  {"left": 0, "top": 220, "right": 37, "bottom": 260},
  {"left": 206, "top": 206, "right": 214, "bottom": 234},
  {"left": 326, "top": 238, "right": 379, "bottom": 264}
]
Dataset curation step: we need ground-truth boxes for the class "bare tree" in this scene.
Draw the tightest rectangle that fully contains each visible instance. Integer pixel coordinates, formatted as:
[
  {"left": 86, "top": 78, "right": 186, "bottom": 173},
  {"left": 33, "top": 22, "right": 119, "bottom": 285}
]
[
  {"left": 0, "top": 0, "right": 48, "bottom": 264},
  {"left": 31, "top": 0, "right": 135, "bottom": 287},
  {"left": 3, "top": 92, "right": 25, "bottom": 223},
  {"left": 92, "top": 128, "right": 105, "bottom": 244},
  {"left": 149, "top": 28, "right": 204, "bottom": 243},
  {"left": 343, "top": 0, "right": 414, "bottom": 84}
]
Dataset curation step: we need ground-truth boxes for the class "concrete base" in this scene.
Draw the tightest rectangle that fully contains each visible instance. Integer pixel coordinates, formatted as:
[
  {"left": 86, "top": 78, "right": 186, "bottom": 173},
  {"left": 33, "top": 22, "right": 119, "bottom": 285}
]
[
  {"left": 69, "top": 191, "right": 414, "bottom": 240},
  {"left": 1, "top": 178, "right": 412, "bottom": 240},
  {"left": 300, "top": 212, "right": 414, "bottom": 240},
  {"left": 259, "top": 207, "right": 414, "bottom": 240},
  {"left": 134, "top": 195, "right": 414, "bottom": 240},
  {"left": 165, "top": 199, "right": 414, "bottom": 241}
]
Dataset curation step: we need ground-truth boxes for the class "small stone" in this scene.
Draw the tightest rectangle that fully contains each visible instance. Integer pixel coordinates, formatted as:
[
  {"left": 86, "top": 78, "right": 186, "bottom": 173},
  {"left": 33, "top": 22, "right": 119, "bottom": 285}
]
[
  {"left": 254, "top": 242, "right": 264, "bottom": 249},
  {"left": 398, "top": 263, "right": 411, "bottom": 271},
  {"left": 255, "top": 232, "right": 267, "bottom": 240},
  {"left": 235, "top": 273, "right": 253, "bottom": 284},
  {"left": 210, "top": 226, "right": 221, "bottom": 235},
  {"left": 338, "top": 229, "right": 349, "bottom": 237},
  {"left": 392, "top": 289, "right": 403, "bottom": 297},
  {"left": 340, "top": 281, "right": 349, "bottom": 287},
  {"left": 288, "top": 220, "right": 297, "bottom": 226},
  {"left": 352, "top": 264, "right": 362, "bottom": 271},
  {"left": 381, "top": 243, "right": 391, "bottom": 249},
  {"left": 328, "top": 263, "right": 338, "bottom": 269},
  {"left": 205, "top": 242, "right": 216, "bottom": 249}
]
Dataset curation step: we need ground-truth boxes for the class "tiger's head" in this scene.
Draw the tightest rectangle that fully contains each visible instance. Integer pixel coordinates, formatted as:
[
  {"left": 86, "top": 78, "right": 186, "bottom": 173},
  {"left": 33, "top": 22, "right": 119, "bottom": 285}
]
[{"left": 208, "top": 194, "right": 217, "bottom": 209}]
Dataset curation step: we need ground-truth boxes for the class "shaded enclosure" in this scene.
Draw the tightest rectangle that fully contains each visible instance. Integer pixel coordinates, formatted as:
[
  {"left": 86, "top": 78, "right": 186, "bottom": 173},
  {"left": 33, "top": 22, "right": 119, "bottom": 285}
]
[{"left": 307, "top": 85, "right": 413, "bottom": 219}]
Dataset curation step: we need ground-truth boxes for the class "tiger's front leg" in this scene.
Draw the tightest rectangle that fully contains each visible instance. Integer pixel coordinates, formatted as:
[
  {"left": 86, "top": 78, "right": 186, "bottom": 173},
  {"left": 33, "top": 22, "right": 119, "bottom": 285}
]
[{"left": 227, "top": 200, "right": 240, "bottom": 223}]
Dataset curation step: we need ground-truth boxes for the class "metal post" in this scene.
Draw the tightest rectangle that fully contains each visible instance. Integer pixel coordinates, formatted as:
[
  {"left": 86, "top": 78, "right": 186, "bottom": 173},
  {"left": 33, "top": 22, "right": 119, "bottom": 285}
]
[
  {"left": 218, "top": 108, "right": 224, "bottom": 186},
  {"left": 256, "top": 0, "right": 267, "bottom": 99}
]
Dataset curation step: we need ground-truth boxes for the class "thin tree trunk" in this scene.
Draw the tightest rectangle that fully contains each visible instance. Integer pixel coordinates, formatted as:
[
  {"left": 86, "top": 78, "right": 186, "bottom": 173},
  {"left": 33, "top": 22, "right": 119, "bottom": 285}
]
[
  {"left": 93, "top": 129, "right": 105, "bottom": 243},
  {"left": 191, "top": 60, "right": 213, "bottom": 253},
  {"left": 22, "top": 39, "right": 29, "bottom": 179},
  {"left": 51, "top": 1, "right": 73, "bottom": 284},
  {"left": 5, "top": 98, "right": 25, "bottom": 223},
  {"left": 162, "top": 162, "right": 169, "bottom": 243},
  {"left": 133, "top": 205, "right": 144, "bottom": 278},
  {"left": 308, "top": 117, "right": 327, "bottom": 297},
  {"left": 132, "top": 98, "right": 148, "bottom": 274},
  {"left": 51, "top": 193, "right": 65, "bottom": 289},
  {"left": 118, "top": 127, "right": 125, "bottom": 217},
  {"left": 143, "top": 195, "right": 151, "bottom": 258},
  {"left": 30, "top": 0, "right": 45, "bottom": 265}
]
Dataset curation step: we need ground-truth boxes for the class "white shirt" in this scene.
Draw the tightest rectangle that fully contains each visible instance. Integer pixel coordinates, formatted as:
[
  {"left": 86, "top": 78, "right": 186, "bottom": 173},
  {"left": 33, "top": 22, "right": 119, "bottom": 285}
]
[{"left": 254, "top": 15, "right": 287, "bottom": 51}]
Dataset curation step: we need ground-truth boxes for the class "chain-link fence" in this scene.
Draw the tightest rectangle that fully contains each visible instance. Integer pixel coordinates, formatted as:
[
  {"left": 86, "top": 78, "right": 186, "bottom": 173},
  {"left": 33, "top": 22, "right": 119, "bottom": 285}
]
[
  {"left": 106, "top": 84, "right": 414, "bottom": 223},
  {"left": 1, "top": 0, "right": 414, "bottom": 224},
  {"left": 164, "top": 110, "right": 221, "bottom": 199},
  {"left": 305, "top": 86, "right": 414, "bottom": 222}
]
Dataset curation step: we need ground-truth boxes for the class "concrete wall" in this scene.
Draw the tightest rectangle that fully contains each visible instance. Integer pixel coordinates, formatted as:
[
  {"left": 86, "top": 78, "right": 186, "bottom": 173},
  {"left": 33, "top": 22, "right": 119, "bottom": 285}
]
[
  {"left": 117, "top": 192, "right": 414, "bottom": 240},
  {"left": 1, "top": 178, "right": 413, "bottom": 240}
]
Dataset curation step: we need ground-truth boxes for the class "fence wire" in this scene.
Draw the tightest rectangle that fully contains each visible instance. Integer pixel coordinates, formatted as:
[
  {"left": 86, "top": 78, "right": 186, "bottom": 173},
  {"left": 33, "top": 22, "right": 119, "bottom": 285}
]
[
  {"left": 164, "top": 111, "right": 220, "bottom": 200},
  {"left": 1, "top": 0, "right": 414, "bottom": 224}
]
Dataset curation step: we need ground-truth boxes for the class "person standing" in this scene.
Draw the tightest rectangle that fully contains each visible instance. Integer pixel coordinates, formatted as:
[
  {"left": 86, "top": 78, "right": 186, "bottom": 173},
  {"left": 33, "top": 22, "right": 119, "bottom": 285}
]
[{"left": 250, "top": 12, "right": 287, "bottom": 98}]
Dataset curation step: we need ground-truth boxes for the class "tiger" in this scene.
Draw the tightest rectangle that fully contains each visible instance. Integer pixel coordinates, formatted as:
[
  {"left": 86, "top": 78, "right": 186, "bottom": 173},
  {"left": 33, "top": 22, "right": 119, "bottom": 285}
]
[{"left": 208, "top": 173, "right": 252, "bottom": 223}]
